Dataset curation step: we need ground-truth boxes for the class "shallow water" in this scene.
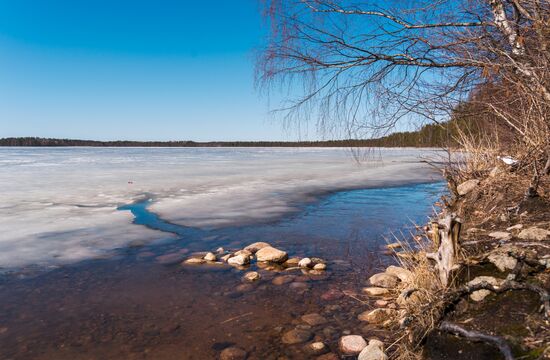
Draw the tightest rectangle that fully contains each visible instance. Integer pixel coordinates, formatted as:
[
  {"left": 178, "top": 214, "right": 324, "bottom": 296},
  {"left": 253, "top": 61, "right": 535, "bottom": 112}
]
[{"left": 0, "top": 182, "right": 444, "bottom": 359}]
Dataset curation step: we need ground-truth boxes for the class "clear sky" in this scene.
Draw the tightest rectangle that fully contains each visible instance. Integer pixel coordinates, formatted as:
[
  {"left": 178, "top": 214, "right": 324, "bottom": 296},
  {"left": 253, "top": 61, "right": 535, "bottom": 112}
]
[{"left": 0, "top": 0, "right": 299, "bottom": 141}]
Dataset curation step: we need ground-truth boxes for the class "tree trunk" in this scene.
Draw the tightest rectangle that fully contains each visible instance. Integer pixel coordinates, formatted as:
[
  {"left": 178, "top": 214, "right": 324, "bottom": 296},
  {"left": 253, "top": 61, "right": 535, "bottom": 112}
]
[{"left": 427, "top": 213, "right": 462, "bottom": 287}]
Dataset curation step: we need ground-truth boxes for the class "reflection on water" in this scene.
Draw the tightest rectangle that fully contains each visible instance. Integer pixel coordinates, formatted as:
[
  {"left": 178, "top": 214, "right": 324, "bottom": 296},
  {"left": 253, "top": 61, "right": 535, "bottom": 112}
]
[{"left": 0, "top": 182, "right": 443, "bottom": 360}]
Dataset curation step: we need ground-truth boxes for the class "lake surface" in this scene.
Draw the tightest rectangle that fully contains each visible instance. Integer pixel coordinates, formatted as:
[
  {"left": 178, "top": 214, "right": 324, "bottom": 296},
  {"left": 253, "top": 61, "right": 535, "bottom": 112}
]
[{"left": 0, "top": 147, "right": 443, "bottom": 359}]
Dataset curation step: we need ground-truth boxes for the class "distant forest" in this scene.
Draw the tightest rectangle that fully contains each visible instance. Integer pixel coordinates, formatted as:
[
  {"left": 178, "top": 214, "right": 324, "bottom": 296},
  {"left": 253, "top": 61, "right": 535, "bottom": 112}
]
[{"left": 0, "top": 121, "right": 464, "bottom": 148}]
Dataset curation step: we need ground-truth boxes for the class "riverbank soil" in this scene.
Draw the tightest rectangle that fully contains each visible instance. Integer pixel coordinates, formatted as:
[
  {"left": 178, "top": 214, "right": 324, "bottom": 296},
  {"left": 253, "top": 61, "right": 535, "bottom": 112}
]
[{"left": 421, "top": 170, "right": 550, "bottom": 359}]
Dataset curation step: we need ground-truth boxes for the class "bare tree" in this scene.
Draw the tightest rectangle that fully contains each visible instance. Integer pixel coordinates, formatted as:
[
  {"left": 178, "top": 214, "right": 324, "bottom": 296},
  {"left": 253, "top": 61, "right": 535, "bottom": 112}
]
[{"left": 257, "top": 0, "right": 549, "bottom": 166}]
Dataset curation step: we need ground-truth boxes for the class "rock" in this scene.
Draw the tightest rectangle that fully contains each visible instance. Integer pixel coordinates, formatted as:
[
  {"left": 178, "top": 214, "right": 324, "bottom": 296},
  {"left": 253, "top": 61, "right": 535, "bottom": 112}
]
[
  {"left": 358, "top": 309, "right": 396, "bottom": 324},
  {"left": 243, "top": 271, "right": 261, "bottom": 282},
  {"left": 385, "top": 266, "right": 413, "bottom": 284},
  {"left": 362, "top": 287, "right": 390, "bottom": 296},
  {"left": 272, "top": 275, "right": 295, "bottom": 285},
  {"left": 518, "top": 227, "right": 550, "bottom": 241},
  {"left": 311, "top": 257, "right": 325, "bottom": 264},
  {"left": 313, "top": 263, "right": 327, "bottom": 271},
  {"left": 358, "top": 339, "right": 387, "bottom": 360},
  {"left": 301, "top": 313, "right": 328, "bottom": 326},
  {"left": 203, "top": 252, "right": 217, "bottom": 261},
  {"left": 489, "top": 166, "right": 503, "bottom": 178},
  {"left": 234, "top": 249, "right": 253, "bottom": 258},
  {"left": 488, "top": 231, "right": 512, "bottom": 241},
  {"left": 220, "top": 346, "right": 247, "bottom": 360},
  {"left": 183, "top": 258, "right": 205, "bottom": 265},
  {"left": 215, "top": 247, "right": 225, "bottom": 254},
  {"left": 339, "top": 335, "right": 367, "bottom": 355},
  {"left": 221, "top": 254, "right": 232, "bottom": 262},
  {"left": 305, "top": 342, "right": 328, "bottom": 355},
  {"left": 243, "top": 242, "right": 271, "bottom": 253},
  {"left": 299, "top": 258, "right": 313, "bottom": 268},
  {"left": 256, "top": 246, "right": 288, "bottom": 263},
  {"left": 374, "top": 300, "right": 389, "bottom": 307},
  {"left": 228, "top": 254, "right": 250, "bottom": 266},
  {"left": 487, "top": 252, "right": 517, "bottom": 272},
  {"left": 289, "top": 282, "right": 310, "bottom": 291},
  {"left": 467, "top": 276, "right": 503, "bottom": 301},
  {"left": 284, "top": 258, "right": 301, "bottom": 267},
  {"left": 368, "top": 273, "right": 399, "bottom": 288},
  {"left": 282, "top": 328, "right": 313, "bottom": 344},
  {"left": 457, "top": 179, "right": 480, "bottom": 196},
  {"left": 396, "top": 289, "right": 422, "bottom": 307},
  {"left": 235, "top": 283, "right": 253, "bottom": 292}
]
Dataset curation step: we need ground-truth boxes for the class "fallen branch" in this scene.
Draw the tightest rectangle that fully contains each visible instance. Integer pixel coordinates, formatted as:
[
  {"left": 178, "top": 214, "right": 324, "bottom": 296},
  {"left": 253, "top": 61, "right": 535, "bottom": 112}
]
[{"left": 439, "top": 321, "right": 513, "bottom": 360}]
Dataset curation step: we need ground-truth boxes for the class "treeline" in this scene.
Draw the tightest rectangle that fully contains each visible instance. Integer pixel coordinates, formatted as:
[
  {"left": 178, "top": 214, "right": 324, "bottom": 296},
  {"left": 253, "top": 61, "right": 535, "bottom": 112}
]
[{"left": 0, "top": 130, "right": 454, "bottom": 148}]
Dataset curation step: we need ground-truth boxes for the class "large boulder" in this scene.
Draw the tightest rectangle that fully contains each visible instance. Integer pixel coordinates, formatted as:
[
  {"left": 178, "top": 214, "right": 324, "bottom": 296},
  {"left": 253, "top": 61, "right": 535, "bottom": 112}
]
[
  {"left": 358, "top": 339, "right": 388, "bottom": 360},
  {"left": 518, "top": 227, "right": 550, "bottom": 241},
  {"left": 368, "top": 273, "right": 399, "bottom": 288},
  {"left": 228, "top": 254, "right": 250, "bottom": 266},
  {"left": 256, "top": 246, "right": 288, "bottom": 263},
  {"left": 457, "top": 179, "right": 480, "bottom": 196},
  {"left": 339, "top": 335, "right": 367, "bottom": 355}
]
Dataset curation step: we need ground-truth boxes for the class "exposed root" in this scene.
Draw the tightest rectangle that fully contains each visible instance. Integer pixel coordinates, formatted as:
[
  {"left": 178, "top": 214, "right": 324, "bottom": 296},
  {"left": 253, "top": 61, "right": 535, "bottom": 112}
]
[{"left": 439, "top": 321, "right": 514, "bottom": 360}]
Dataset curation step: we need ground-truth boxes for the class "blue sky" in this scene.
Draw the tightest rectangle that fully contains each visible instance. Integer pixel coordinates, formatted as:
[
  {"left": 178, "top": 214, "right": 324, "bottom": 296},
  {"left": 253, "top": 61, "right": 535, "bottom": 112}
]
[{"left": 0, "top": 0, "right": 297, "bottom": 141}]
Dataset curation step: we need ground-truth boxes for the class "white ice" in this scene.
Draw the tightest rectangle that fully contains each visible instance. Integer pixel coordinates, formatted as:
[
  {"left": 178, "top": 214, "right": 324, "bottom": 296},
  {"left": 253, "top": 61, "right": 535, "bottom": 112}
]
[{"left": 0, "top": 147, "right": 441, "bottom": 268}]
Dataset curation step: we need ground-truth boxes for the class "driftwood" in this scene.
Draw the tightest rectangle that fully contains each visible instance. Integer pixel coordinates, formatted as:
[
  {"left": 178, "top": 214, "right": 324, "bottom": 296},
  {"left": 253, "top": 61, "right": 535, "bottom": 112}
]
[{"left": 427, "top": 212, "right": 462, "bottom": 287}]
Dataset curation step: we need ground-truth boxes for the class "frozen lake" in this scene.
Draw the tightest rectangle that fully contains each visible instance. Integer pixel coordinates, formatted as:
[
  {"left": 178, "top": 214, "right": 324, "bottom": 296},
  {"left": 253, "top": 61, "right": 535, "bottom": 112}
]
[{"left": 0, "top": 147, "right": 440, "bottom": 268}]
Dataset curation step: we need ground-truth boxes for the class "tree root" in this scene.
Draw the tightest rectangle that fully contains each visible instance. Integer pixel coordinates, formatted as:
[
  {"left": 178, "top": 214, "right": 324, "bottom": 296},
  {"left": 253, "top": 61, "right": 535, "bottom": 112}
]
[
  {"left": 439, "top": 321, "right": 514, "bottom": 360},
  {"left": 445, "top": 280, "right": 550, "bottom": 318}
]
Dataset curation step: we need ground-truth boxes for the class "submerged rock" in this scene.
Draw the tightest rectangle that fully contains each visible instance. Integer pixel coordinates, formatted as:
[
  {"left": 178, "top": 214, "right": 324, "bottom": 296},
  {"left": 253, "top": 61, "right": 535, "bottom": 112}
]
[
  {"left": 256, "top": 246, "right": 288, "bottom": 263},
  {"left": 243, "top": 242, "right": 271, "bottom": 253},
  {"left": 316, "top": 353, "right": 339, "bottom": 360},
  {"left": 339, "top": 335, "right": 367, "bottom": 355},
  {"left": 156, "top": 253, "right": 186, "bottom": 264},
  {"left": 362, "top": 287, "right": 390, "bottom": 296},
  {"left": 368, "top": 273, "right": 399, "bottom": 288},
  {"left": 518, "top": 227, "right": 550, "bottom": 241},
  {"left": 282, "top": 328, "right": 313, "bottom": 344},
  {"left": 358, "top": 339, "right": 387, "bottom": 360},
  {"left": 305, "top": 341, "right": 328, "bottom": 355},
  {"left": 243, "top": 271, "right": 261, "bottom": 282},
  {"left": 183, "top": 258, "right": 205, "bottom": 265},
  {"left": 220, "top": 346, "right": 247, "bottom": 360},
  {"left": 301, "top": 313, "right": 328, "bottom": 326},
  {"left": 272, "top": 275, "right": 295, "bottom": 285},
  {"left": 358, "top": 309, "right": 396, "bottom": 324},
  {"left": 457, "top": 179, "right": 479, "bottom": 196}
]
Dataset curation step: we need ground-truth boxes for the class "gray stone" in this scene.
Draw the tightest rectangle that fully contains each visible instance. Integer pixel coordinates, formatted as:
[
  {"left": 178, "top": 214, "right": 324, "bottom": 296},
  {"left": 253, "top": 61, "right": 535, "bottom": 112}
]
[
  {"left": 313, "top": 263, "right": 327, "bottom": 271},
  {"left": 487, "top": 252, "right": 517, "bottom": 272},
  {"left": 457, "top": 179, "right": 480, "bottom": 196},
  {"left": 256, "top": 246, "right": 288, "bottom": 263},
  {"left": 203, "top": 252, "right": 217, "bottom": 261},
  {"left": 368, "top": 273, "right": 399, "bottom": 288},
  {"left": 518, "top": 227, "right": 550, "bottom": 241},
  {"left": 305, "top": 341, "right": 328, "bottom": 355},
  {"left": 339, "top": 335, "right": 367, "bottom": 355},
  {"left": 362, "top": 287, "right": 390, "bottom": 296}
]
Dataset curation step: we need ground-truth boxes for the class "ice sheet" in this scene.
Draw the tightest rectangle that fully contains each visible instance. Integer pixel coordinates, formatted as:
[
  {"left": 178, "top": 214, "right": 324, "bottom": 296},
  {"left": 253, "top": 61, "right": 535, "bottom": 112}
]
[{"left": 0, "top": 147, "right": 440, "bottom": 268}]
